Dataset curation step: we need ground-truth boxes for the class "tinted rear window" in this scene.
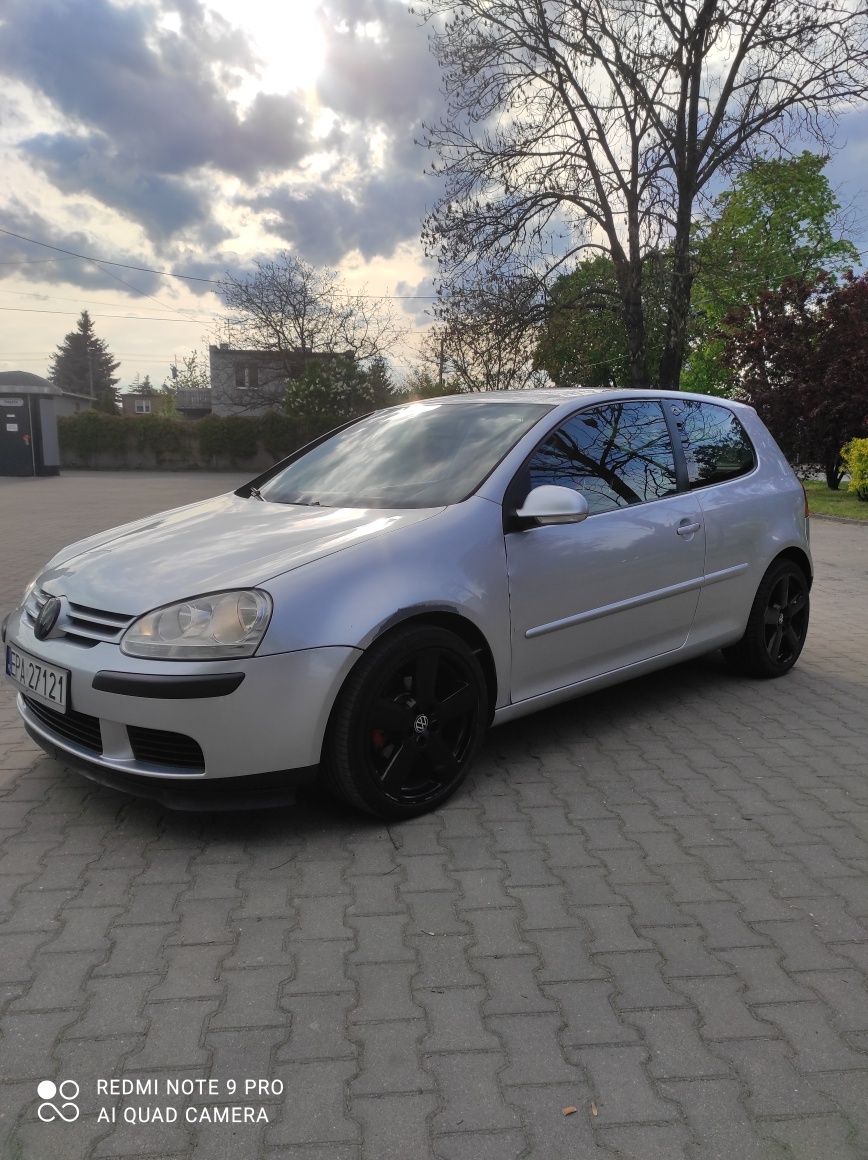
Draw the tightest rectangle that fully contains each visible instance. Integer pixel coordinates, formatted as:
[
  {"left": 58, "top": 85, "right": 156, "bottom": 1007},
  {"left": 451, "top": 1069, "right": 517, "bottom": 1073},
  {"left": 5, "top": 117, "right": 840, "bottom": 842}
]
[{"left": 668, "top": 400, "right": 755, "bottom": 489}]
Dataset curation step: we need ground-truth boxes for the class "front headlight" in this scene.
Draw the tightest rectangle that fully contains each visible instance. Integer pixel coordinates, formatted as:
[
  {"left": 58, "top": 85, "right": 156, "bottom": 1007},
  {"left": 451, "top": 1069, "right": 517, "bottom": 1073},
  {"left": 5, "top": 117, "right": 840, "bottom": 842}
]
[
  {"left": 21, "top": 574, "right": 40, "bottom": 606},
  {"left": 120, "top": 589, "right": 272, "bottom": 660}
]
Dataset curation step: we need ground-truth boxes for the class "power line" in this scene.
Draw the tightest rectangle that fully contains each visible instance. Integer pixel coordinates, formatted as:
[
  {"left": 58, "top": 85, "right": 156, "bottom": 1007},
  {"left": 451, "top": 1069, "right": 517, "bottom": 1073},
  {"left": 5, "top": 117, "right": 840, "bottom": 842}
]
[
  {"left": 0, "top": 286, "right": 223, "bottom": 317},
  {"left": 0, "top": 305, "right": 213, "bottom": 323},
  {"left": 0, "top": 226, "right": 225, "bottom": 286},
  {"left": 0, "top": 256, "right": 80, "bottom": 266},
  {"left": 0, "top": 224, "right": 439, "bottom": 298}
]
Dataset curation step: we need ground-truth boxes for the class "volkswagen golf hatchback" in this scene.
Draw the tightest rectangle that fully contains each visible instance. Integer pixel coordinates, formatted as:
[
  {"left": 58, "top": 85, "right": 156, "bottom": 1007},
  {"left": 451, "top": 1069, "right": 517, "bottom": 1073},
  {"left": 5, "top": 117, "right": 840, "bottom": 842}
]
[{"left": 4, "top": 390, "right": 811, "bottom": 818}]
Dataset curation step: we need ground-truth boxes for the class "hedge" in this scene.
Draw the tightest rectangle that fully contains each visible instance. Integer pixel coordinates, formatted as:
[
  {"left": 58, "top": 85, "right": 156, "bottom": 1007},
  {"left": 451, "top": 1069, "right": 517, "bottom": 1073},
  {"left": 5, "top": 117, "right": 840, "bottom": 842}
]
[{"left": 57, "top": 412, "right": 337, "bottom": 470}]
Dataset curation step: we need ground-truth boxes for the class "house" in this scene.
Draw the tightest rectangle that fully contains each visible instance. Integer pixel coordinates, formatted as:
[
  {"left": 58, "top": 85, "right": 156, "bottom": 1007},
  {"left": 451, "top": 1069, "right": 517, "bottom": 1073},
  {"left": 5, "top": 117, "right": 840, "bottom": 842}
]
[
  {"left": 119, "top": 386, "right": 212, "bottom": 420},
  {"left": 120, "top": 391, "right": 157, "bottom": 417},
  {"left": 209, "top": 344, "right": 289, "bottom": 416},
  {"left": 174, "top": 388, "right": 212, "bottom": 420},
  {"left": 209, "top": 344, "right": 341, "bottom": 416}
]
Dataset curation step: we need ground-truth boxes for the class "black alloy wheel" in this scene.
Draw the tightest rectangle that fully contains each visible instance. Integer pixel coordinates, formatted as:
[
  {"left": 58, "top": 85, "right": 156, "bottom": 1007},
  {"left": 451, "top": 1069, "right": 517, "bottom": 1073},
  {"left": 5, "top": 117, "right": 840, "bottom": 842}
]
[
  {"left": 723, "top": 558, "right": 810, "bottom": 678},
  {"left": 325, "top": 625, "right": 489, "bottom": 819},
  {"left": 762, "top": 569, "right": 809, "bottom": 667}
]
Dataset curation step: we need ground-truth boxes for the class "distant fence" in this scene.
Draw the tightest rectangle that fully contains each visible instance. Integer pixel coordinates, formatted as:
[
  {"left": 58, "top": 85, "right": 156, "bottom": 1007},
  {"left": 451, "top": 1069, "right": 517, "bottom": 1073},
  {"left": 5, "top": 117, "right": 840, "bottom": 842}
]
[{"left": 58, "top": 412, "right": 341, "bottom": 471}]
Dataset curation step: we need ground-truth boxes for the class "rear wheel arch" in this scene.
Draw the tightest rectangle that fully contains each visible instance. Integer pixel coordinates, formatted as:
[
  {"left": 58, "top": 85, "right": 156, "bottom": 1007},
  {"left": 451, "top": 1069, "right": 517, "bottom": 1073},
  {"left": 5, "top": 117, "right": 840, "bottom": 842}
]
[
  {"left": 773, "top": 546, "right": 812, "bottom": 588},
  {"left": 723, "top": 554, "right": 810, "bottom": 678}
]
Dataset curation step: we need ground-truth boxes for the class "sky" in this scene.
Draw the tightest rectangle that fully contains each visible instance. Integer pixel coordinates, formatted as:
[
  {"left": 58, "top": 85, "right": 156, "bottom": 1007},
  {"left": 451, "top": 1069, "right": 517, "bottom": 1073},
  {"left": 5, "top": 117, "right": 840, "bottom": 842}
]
[
  {"left": 0, "top": 0, "right": 867, "bottom": 392},
  {"left": 0, "top": 0, "right": 442, "bottom": 388}
]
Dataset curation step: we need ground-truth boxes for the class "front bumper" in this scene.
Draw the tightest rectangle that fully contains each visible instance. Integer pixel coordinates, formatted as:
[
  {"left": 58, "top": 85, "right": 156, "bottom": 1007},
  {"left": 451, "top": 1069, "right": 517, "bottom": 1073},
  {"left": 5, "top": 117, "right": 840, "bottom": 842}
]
[{"left": 6, "top": 606, "right": 361, "bottom": 783}]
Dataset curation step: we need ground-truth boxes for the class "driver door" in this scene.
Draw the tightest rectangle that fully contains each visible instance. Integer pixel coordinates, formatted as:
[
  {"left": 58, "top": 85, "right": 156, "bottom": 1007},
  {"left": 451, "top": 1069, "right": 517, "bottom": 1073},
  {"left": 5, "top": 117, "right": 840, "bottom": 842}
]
[{"left": 505, "top": 399, "right": 706, "bottom": 703}]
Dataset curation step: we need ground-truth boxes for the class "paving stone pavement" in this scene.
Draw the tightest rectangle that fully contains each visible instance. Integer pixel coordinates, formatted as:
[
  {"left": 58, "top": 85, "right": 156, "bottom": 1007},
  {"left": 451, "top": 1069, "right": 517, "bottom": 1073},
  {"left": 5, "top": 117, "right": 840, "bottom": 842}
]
[{"left": 1, "top": 471, "right": 867, "bottom": 1160}]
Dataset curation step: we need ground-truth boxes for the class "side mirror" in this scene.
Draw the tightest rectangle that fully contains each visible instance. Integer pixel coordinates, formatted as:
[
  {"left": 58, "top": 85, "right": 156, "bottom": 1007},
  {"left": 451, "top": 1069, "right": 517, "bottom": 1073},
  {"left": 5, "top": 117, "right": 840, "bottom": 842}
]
[{"left": 515, "top": 485, "right": 590, "bottom": 526}]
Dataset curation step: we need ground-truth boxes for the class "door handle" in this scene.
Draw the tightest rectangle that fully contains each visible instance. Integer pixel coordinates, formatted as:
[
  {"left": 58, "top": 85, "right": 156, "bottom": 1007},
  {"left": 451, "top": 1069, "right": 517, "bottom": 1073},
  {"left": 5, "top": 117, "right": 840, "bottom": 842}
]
[{"left": 676, "top": 521, "right": 702, "bottom": 536}]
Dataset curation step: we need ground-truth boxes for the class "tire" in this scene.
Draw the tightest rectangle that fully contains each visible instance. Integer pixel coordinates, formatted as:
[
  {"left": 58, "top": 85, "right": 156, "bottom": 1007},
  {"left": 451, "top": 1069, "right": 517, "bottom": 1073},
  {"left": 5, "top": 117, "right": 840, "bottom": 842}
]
[
  {"left": 324, "top": 624, "right": 489, "bottom": 820},
  {"left": 722, "top": 558, "right": 810, "bottom": 678}
]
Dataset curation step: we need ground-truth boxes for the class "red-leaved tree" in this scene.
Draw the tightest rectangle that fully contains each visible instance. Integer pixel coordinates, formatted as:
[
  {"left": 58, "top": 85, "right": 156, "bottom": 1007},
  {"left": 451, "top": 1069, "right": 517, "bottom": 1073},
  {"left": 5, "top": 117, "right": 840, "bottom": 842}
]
[{"left": 724, "top": 272, "right": 868, "bottom": 488}]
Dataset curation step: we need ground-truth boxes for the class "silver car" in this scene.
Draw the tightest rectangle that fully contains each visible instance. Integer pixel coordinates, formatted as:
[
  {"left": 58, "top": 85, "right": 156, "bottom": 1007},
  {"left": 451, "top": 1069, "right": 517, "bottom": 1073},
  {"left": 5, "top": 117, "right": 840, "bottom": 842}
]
[{"left": 3, "top": 389, "right": 811, "bottom": 818}]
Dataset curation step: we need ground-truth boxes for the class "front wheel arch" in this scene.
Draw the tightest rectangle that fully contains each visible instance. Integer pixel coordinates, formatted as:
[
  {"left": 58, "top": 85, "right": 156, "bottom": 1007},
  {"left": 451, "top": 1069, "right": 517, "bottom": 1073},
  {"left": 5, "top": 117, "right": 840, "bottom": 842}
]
[
  {"left": 322, "top": 622, "right": 490, "bottom": 818},
  {"left": 357, "top": 611, "right": 499, "bottom": 723}
]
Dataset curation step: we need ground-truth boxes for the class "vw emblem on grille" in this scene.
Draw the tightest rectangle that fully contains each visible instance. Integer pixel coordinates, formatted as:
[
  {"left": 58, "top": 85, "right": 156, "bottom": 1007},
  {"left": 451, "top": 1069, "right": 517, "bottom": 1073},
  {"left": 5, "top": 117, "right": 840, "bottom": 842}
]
[
  {"left": 413, "top": 714, "right": 429, "bottom": 735},
  {"left": 34, "top": 597, "right": 61, "bottom": 641}
]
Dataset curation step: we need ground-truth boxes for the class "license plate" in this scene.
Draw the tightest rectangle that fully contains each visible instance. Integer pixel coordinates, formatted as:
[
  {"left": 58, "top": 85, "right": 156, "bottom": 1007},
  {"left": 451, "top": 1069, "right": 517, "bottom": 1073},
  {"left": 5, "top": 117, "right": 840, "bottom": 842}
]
[{"left": 5, "top": 645, "right": 69, "bottom": 712}]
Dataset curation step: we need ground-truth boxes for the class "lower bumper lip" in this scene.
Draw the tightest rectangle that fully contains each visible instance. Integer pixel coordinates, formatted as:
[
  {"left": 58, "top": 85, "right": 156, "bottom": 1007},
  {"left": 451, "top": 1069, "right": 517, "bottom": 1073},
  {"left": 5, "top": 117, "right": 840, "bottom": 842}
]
[
  {"left": 91, "top": 671, "right": 246, "bottom": 699},
  {"left": 22, "top": 718, "right": 316, "bottom": 810}
]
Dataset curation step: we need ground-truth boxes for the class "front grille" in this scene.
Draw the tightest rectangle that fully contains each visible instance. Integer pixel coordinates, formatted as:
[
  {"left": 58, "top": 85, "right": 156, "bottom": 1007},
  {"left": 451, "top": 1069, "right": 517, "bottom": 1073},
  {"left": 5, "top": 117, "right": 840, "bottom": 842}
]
[
  {"left": 127, "top": 726, "right": 205, "bottom": 771},
  {"left": 25, "top": 589, "right": 136, "bottom": 647},
  {"left": 23, "top": 696, "right": 103, "bottom": 754}
]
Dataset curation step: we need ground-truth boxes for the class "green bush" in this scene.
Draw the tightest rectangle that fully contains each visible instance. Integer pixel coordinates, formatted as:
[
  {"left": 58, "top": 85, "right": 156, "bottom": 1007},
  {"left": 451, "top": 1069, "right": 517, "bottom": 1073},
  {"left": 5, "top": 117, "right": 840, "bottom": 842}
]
[
  {"left": 131, "top": 416, "right": 190, "bottom": 463},
  {"left": 58, "top": 407, "right": 344, "bottom": 470},
  {"left": 196, "top": 416, "right": 259, "bottom": 464},
  {"left": 259, "top": 411, "right": 302, "bottom": 460},
  {"left": 58, "top": 411, "right": 128, "bottom": 461},
  {"left": 842, "top": 438, "right": 868, "bottom": 501}
]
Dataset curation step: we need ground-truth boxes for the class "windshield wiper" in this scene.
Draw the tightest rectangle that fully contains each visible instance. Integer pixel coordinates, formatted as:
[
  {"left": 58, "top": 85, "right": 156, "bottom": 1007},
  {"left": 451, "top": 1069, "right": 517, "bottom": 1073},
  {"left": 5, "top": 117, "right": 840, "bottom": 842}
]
[{"left": 248, "top": 486, "right": 265, "bottom": 501}]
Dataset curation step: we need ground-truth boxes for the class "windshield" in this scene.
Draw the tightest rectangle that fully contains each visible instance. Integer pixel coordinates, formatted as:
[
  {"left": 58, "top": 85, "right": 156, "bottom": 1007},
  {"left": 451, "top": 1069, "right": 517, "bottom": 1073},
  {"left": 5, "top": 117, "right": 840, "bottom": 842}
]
[{"left": 257, "top": 400, "right": 550, "bottom": 509}]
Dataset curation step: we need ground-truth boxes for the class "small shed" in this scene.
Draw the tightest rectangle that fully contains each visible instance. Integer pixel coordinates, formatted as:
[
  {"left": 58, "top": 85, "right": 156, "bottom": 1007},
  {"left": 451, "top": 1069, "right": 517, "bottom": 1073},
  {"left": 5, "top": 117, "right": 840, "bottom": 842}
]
[{"left": 0, "top": 371, "right": 62, "bottom": 477}]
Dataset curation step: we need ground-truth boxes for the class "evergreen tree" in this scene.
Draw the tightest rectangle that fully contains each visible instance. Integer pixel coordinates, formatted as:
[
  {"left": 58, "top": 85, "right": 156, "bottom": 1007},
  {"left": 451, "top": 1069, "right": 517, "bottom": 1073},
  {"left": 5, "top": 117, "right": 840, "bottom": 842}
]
[{"left": 49, "top": 310, "right": 120, "bottom": 413}]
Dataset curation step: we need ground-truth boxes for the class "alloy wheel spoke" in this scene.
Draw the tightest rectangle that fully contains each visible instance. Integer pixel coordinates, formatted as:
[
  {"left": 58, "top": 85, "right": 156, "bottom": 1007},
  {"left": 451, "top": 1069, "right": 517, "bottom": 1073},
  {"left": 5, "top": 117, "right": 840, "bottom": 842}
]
[
  {"left": 436, "top": 682, "right": 476, "bottom": 723},
  {"left": 414, "top": 649, "right": 440, "bottom": 708},
  {"left": 788, "top": 591, "right": 807, "bottom": 616},
  {"left": 379, "top": 741, "right": 419, "bottom": 792},
  {"left": 776, "top": 575, "right": 790, "bottom": 608},
  {"left": 764, "top": 606, "right": 781, "bottom": 626},
  {"left": 371, "top": 699, "right": 415, "bottom": 733},
  {"left": 768, "top": 624, "right": 784, "bottom": 660},
  {"left": 425, "top": 734, "right": 460, "bottom": 779},
  {"left": 784, "top": 624, "right": 801, "bottom": 654}
]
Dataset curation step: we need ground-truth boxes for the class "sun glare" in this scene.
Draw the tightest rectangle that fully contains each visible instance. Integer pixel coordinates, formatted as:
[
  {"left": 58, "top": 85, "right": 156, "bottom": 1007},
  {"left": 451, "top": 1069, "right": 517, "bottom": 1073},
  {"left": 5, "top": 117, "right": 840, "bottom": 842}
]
[{"left": 210, "top": 0, "right": 327, "bottom": 92}]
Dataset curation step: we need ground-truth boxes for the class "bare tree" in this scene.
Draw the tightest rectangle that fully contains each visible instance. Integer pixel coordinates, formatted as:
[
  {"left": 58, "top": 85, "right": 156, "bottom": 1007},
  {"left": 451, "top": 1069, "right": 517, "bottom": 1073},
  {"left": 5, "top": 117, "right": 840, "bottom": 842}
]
[
  {"left": 418, "top": 0, "right": 868, "bottom": 388},
  {"left": 221, "top": 251, "right": 405, "bottom": 374},
  {"left": 425, "top": 265, "right": 549, "bottom": 391}
]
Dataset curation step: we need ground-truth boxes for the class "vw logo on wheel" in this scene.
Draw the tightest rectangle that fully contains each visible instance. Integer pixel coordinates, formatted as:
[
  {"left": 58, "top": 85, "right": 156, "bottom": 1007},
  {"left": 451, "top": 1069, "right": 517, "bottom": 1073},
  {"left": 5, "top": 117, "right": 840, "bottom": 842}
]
[
  {"left": 34, "top": 596, "right": 61, "bottom": 641},
  {"left": 413, "top": 714, "right": 429, "bottom": 735}
]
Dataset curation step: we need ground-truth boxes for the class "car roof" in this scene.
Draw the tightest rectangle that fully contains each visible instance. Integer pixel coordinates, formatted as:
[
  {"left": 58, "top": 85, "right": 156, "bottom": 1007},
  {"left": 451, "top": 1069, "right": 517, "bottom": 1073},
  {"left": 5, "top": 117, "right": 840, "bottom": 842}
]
[{"left": 414, "top": 387, "right": 749, "bottom": 409}]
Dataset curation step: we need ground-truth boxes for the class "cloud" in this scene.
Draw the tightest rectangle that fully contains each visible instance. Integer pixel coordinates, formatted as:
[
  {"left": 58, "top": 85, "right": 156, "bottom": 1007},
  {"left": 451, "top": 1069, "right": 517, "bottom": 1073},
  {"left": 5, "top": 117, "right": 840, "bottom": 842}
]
[
  {"left": 316, "top": 0, "right": 441, "bottom": 127},
  {"left": 0, "top": 203, "right": 168, "bottom": 294},
  {"left": 23, "top": 133, "right": 221, "bottom": 244},
  {"left": 0, "top": 0, "right": 320, "bottom": 249},
  {"left": 249, "top": 167, "right": 434, "bottom": 265},
  {"left": 394, "top": 274, "right": 437, "bottom": 325},
  {"left": 0, "top": 0, "right": 446, "bottom": 277}
]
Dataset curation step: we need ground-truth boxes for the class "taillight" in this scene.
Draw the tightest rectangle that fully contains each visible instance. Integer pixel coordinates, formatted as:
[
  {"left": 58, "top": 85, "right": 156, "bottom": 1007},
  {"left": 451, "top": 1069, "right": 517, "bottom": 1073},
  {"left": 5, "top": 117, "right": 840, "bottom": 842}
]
[{"left": 801, "top": 482, "right": 810, "bottom": 518}]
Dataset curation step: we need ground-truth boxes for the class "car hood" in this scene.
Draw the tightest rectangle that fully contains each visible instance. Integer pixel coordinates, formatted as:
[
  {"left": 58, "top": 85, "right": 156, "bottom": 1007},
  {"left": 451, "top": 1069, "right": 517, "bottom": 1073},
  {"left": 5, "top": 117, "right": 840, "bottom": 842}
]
[{"left": 39, "top": 492, "right": 442, "bottom": 614}]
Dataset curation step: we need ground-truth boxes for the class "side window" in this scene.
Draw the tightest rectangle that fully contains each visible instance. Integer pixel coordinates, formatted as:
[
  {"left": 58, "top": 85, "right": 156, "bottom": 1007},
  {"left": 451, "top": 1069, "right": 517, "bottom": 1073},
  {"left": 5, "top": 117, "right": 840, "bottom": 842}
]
[
  {"left": 526, "top": 400, "right": 678, "bottom": 515},
  {"left": 669, "top": 400, "right": 755, "bottom": 489}
]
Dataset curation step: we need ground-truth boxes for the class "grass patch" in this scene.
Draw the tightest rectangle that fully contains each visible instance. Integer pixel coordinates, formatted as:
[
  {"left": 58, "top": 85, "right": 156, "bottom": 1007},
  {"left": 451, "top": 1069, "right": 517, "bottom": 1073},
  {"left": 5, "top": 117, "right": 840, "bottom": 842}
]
[{"left": 803, "top": 480, "right": 868, "bottom": 521}]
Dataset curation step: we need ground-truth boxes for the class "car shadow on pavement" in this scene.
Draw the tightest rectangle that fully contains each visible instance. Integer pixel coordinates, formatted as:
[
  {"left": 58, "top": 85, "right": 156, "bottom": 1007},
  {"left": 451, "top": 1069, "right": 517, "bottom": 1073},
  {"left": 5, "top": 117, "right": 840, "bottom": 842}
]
[{"left": 28, "top": 648, "right": 777, "bottom": 852}]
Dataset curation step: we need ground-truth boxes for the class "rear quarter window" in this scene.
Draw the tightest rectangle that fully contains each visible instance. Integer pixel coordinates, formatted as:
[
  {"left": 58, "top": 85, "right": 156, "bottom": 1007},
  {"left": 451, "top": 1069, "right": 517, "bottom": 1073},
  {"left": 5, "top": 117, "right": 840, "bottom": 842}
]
[{"left": 668, "top": 400, "right": 756, "bottom": 489}]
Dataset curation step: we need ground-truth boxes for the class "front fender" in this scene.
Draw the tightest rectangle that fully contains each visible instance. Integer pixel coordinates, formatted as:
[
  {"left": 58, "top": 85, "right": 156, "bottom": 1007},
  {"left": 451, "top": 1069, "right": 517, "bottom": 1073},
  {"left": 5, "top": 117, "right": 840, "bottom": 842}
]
[{"left": 257, "top": 497, "right": 512, "bottom": 708}]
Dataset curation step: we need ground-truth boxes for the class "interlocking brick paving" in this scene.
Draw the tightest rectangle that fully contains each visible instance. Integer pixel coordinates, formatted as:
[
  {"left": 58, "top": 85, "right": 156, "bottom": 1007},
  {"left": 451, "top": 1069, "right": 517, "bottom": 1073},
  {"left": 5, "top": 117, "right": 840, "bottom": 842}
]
[{"left": 1, "top": 470, "right": 867, "bottom": 1159}]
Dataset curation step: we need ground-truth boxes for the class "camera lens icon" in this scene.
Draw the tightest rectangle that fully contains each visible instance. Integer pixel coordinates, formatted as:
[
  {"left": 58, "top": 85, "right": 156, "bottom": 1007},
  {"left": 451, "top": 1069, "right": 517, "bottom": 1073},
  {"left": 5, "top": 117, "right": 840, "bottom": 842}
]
[{"left": 37, "top": 1079, "right": 80, "bottom": 1123}]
